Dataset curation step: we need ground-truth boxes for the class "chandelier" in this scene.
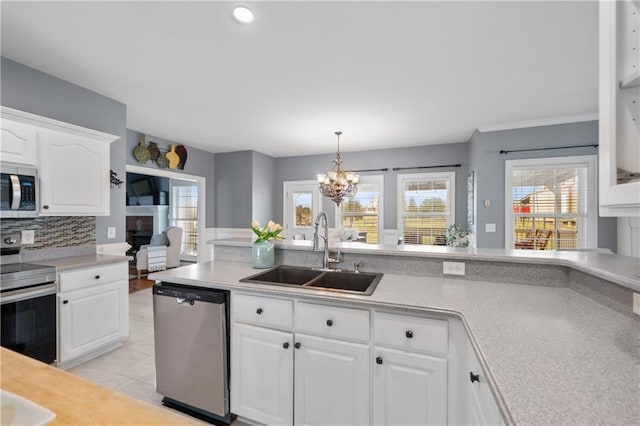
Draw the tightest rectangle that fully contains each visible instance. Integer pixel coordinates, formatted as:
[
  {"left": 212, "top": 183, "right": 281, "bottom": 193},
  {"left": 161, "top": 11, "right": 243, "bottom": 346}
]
[{"left": 316, "top": 131, "right": 359, "bottom": 206}]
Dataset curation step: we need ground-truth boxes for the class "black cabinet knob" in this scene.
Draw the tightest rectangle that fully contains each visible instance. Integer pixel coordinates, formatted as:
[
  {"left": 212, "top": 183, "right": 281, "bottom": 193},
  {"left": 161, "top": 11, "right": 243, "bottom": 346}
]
[
  {"left": 326, "top": 319, "right": 333, "bottom": 327},
  {"left": 405, "top": 330, "right": 413, "bottom": 338},
  {"left": 283, "top": 342, "right": 289, "bottom": 349},
  {"left": 43, "top": 205, "right": 49, "bottom": 209},
  {"left": 62, "top": 300, "right": 69, "bottom": 304},
  {"left": 470, "top": 371, "right": 480, "bottom": 383},
  {"left": 294, "top": 342, "right": 301, "bottom": 349},
  {"left": 376, "top": 356, "right": 383, "bottom": 365},
  {"left": 256, "top": 308, "right": 263, "bottom": 315},
  {"left": 95, "top": 275, "right": 100, "bottom": 280}
]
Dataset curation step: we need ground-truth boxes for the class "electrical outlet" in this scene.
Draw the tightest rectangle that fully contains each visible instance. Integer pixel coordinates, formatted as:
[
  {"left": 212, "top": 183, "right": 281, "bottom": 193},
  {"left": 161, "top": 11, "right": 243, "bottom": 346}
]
[
  {"left": 633, "top": 293, "right": 640, "bottom": 316},
  {"left": 443, "top": 261, "right": 465, "bottom": 276},
  {"left": 107, "top": 227, "right": 116, "bottom": 239},
  {"left": 21, "top": 230, "right": 35, "bottom": 244},
  {"left": 485, "top": 223, "right": 496, "bottom": 233}
]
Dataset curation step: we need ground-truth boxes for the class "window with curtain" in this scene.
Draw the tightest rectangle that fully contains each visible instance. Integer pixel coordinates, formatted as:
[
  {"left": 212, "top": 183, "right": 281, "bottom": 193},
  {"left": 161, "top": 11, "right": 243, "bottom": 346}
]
[
  {"left": 505, "top": 156, "right": 597, "bottom": 250},
  {"left": 170, "top": 180, "right": 198, "bottom": 257},
  {"left": 336, "top": 176, "right": 383, "bottom": 244},
  {"left": 397, "top": 172, "right": 455, "bottom": 246}
]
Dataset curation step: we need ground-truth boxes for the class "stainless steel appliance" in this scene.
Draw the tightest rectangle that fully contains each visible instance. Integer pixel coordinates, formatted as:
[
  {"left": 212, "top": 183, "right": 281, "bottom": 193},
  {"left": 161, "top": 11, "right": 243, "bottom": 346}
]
[
  {"left": 0, "top": 233, "right": 56, "bottom": 364},
  {"left": 0, "top": 165, "right": 38, "bottom": 218},
  {"left": 153, "top": 283, "right": 230, "bottom": 425}
]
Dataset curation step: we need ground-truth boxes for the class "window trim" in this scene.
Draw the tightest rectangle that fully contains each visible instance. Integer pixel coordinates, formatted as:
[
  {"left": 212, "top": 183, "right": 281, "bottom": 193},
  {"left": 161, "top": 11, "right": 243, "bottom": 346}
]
[
  {"left": 334, "top": 175, "right": 384, "bottom": 244},
  {"left": 504, "top": 155, "right": 598, "bottom": 250},
  {"left": 396, "top": 172, "right": 456, "bottom": 245}
]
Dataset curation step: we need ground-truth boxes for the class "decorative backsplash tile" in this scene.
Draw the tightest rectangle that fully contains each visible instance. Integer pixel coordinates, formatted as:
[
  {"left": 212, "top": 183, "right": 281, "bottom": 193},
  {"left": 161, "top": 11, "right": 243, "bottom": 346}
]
[{"left": 0, "top": 216, "right": 95, "bottom": 250}]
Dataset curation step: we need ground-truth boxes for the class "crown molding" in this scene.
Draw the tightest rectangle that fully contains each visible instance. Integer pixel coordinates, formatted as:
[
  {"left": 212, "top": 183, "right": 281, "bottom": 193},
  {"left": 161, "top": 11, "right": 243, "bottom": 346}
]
[{"left": 477, "top": 113, "right": 599, "bottom": 133}]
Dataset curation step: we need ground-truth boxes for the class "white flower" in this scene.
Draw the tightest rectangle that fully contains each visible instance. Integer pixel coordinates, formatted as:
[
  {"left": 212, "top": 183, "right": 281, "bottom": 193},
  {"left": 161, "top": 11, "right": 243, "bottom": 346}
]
[
  {"left": 251, "top": 220, "right": 260, "bottom": 230},
  {"left": 267, "top": 220, "right": 277, "bottom": 232}
]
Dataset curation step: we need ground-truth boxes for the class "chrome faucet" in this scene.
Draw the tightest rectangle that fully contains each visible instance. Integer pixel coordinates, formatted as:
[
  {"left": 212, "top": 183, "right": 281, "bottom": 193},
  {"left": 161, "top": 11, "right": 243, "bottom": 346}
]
[{"left": 313, "top": 212, "right": 340, "bottom": 270}]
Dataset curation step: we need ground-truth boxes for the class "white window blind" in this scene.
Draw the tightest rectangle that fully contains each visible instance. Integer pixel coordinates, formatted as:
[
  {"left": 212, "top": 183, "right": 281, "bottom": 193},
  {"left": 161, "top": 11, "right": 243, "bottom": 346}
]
[
  {"left": 397, "top": 172, "right": 455, "bottom": 246},
  {"left": 336, "top": 176, "right": 383, "bottom": 244},
  {"left": 505, "top": 156, "right": 597, "bottom": 250},
  {"left": 171, "top": 181, "right": 198, "bottom": 257}
]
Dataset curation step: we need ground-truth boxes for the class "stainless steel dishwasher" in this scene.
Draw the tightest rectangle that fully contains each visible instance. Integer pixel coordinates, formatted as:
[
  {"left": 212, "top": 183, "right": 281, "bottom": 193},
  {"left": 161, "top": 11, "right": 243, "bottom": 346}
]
[{"left": 153, "top": 283, "right": 230, "bottom": 425}]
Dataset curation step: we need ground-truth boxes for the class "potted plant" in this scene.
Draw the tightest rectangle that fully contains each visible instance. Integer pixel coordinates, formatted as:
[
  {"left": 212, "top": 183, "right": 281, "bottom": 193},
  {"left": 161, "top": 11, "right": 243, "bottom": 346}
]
[{"left": 250, "top": 220, "right": 284, "bottom": 268}]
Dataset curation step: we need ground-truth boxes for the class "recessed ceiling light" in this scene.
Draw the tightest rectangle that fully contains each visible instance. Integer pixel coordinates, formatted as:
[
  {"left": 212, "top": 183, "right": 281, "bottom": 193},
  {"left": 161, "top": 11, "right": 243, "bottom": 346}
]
[{"left": 232, "top": 6, "right": 255, "bottom": 24}]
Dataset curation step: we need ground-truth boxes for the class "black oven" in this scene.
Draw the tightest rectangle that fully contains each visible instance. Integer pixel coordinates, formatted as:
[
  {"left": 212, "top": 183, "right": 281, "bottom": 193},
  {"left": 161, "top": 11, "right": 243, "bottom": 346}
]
[{"left": 1, "top": 282, "right": 57, "bottom": 364}]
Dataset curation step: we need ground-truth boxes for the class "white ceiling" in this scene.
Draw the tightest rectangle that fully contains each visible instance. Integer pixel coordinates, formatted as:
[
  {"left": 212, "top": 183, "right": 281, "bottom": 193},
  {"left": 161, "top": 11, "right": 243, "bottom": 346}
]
[{"left": 1, "top": 1, "right": 598, "bottom": 157}]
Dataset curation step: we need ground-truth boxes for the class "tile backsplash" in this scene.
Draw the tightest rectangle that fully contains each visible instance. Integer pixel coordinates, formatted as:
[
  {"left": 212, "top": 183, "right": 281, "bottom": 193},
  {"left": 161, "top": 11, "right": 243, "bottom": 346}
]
[{"left": 0, "top": 216, "right": 95, "bottom": 250}]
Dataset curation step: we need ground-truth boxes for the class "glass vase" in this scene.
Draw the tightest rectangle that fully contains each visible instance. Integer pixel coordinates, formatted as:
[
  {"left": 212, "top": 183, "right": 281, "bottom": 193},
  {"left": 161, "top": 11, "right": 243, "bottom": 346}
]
[{"left": 252, "top": 241, "right": 275, "bottom": 269}]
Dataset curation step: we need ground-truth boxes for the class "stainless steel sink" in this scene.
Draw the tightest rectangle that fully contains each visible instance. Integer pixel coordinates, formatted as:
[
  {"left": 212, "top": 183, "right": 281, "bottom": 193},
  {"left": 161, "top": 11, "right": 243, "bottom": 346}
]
[{"left": 240, "top": 265, "right": 383, "bottom": 295}]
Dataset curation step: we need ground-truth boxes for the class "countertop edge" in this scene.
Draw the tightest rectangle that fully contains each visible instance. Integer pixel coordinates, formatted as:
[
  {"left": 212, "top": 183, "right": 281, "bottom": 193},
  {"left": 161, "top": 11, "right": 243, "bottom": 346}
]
[{"left": 34, "top": 254, "right": 132, "bottom": 271}]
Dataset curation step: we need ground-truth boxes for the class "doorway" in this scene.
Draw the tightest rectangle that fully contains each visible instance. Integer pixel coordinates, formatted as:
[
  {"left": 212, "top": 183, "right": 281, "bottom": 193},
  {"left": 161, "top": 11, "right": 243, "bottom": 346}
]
[{"left": 283, "top": 180, "right": 321, "bottom": 240}]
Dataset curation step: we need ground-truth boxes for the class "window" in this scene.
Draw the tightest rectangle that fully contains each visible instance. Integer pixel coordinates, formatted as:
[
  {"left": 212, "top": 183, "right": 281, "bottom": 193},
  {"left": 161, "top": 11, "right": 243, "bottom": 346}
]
[
  {"left": 283, "top": 181, "right": 321, "bottom": 240},
  {"left": 293, "top": 192, "right": 313, "bottom": 228},
  {"left": 335, "top": 176, "right": 383, "bottom": 244},
  {"left": 505, "top": 156, "right": 597, "bottom": 250},
  {"left": 397, "top": 172, "right": 455, "bottom": 246},
  {"left": 170, "top": 180, "right": 198, "bottom": 257}
]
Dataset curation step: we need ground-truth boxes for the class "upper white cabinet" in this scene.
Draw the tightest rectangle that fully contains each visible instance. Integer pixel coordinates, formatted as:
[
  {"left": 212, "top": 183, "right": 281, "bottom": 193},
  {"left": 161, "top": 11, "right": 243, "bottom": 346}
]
[
  {"left": 0, "top": 106, "right": 118, "bottom": 216},
  {"left": 0, "top": 118, "right": 38, "bottom": 166},
  {"left": 599, "top": 0, "right": 640, "bottom": 216}
]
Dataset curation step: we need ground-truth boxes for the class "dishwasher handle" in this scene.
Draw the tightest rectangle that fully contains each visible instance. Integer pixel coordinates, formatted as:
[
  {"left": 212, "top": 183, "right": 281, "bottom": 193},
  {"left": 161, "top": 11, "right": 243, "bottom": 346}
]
[{"left": 153, "top": 282, "right": 226, "bottom": 304}]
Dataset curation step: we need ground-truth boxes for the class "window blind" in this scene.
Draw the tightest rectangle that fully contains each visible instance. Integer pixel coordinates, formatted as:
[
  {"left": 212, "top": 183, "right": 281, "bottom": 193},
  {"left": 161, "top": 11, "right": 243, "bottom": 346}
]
[{"left": 171, "top": 183, "right": 198, "bottom": 256}]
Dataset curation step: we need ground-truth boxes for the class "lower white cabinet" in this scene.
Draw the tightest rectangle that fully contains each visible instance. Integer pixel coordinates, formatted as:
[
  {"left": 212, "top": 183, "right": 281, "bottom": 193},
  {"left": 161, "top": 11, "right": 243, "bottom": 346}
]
[
  {"left": 58, "top": 263, "right": 128, "bottom": 365},
  {"left": 231, "top": 323, "right": 294, "bottom": 425},
  {"left": 467, "top": 343, "right": 503, "bottom": 426},
  {"left": 373, "top": 347, "right": 448, "bottom": 426},
  {"left": 294, "top": 333, "right": 369, "bottom": 426}
]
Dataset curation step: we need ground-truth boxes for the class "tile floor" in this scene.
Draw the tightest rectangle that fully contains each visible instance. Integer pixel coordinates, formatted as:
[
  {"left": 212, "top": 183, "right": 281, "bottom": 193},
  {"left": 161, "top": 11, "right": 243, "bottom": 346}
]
[{"left": 68, "top": 288, "right": 228, "bottom": 424}]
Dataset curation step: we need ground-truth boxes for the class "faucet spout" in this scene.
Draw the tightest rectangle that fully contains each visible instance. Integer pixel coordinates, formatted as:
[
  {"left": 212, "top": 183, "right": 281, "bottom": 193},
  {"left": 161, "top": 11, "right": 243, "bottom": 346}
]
[{"left": 313, "top": 212, "right": 331, "bottom": 269}]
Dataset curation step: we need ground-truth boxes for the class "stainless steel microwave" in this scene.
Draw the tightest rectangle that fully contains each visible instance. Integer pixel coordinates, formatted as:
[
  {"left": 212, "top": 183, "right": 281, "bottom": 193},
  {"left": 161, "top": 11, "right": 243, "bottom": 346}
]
[{"left": 0, "top": 165, "right": 38, "bottom": 218}]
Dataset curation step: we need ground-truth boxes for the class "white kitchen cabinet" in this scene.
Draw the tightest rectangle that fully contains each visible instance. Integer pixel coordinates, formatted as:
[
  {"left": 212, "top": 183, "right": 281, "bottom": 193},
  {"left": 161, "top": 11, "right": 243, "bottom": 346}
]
[
  {"left": 466, "top": 342, "right": 503, "bottom": 426},
  {"left": 230, "top": 322, "right": 294, "bottom": 426},
  {"left": 0, "top": 117, "right": 38, "bottom": 166},
  {"left": 599, "top": 0, "right": 640, "bottom": 216},
  {"left": 39, "top": 129, "right": 110, "bottom": 215},
  {"left": 294, "top": 333, "right": 369, "bottom": 426},
  {"left": 373, "top": 347, "right": 447, "bottom": 426},
  {"left": 58, "top": 262, "right": 129, "bottom": 366}
]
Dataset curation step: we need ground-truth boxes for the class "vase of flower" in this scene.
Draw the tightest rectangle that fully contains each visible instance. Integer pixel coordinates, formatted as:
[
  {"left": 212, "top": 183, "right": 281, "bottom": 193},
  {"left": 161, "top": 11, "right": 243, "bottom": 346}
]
[
  {"left": 252, "top": 240, "right": 275, "bottom": 269},
  {"left": 250, "top": 220, "right": 284, "bottom": 269}
]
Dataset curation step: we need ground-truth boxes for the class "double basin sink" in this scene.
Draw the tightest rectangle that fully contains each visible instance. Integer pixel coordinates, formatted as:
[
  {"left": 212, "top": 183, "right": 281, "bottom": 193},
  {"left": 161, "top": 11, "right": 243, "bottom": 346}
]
[{"left": 240, "top": 265, "right": 383, "bottom": 295}]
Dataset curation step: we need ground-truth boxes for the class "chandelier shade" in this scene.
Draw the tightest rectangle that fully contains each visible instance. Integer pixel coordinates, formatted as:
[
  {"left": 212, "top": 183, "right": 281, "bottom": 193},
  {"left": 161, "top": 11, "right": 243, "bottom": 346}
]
[{"left": 317, "top": 131, "right": 359, "bottom": 206}]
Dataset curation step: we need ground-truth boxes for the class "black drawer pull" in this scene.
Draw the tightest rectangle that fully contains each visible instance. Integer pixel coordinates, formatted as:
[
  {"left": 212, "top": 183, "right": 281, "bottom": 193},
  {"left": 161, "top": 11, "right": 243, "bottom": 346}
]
[
  {"left": 62, "top": 300, "right": 69, "bottom": 304},
  {"left": 256, "top": 308, "right": 263, "bottom": 315},
  {"left": 43, "top": 205, "right": 49, "bottom": 209},
  {"left": 95, "top": 275, "right": 100, "bottom": 280},
  {"left": 294, "top": 342, "right": 301, "bottom": 349},
  {"left": 470, "top": 371, "right": 480, "bottom": 383},
  {"left": 376, "top": 356, "right": 383, "bottom": 365},
  {"left": 283, "top": 342, "right": 289, "bottom": 349},
  {"left": 326, "top": 319, "right": 333, "bottom": 327},
  {"left": 405, "top": 330, "right": 413, "bottom": 338}
]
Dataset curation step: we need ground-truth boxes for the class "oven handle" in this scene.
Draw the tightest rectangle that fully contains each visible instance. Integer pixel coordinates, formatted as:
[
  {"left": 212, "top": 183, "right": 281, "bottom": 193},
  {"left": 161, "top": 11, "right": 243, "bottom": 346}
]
[
  {"left": 9, "top": 174, "right": 21, "bottom": 210},
  {"left": 0, "top": 283, "right": 56, "bottom": 304}
]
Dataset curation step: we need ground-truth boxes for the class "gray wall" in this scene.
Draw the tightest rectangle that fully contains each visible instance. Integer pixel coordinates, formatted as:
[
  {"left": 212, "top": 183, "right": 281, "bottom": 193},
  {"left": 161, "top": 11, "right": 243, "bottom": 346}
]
[
  {"left": 215, "top": 151, "right": 253, "bottom": 228},
  {"left": 468, "top": 121, "right": 617, "bottom": 251},
  {"left": 274, "top": 143, "right": 469, "bottom": 229},
  {"left": 252, "top": 151, "right": 277, "bottom": 226},
  {"left": 126, "top": 129, "right": 216, "bottom": 227},
  {"left": 1, "top": 57, "right": 127, "bottom": 244}
]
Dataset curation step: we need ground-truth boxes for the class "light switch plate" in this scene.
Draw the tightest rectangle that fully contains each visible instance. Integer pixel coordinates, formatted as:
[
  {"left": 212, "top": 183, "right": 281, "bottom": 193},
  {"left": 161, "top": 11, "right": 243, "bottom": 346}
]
[
  {"left": 107, "top": 227, "right": 116, "bottom": 239},
  {"left": 443, "top": 261, "right": 465, "bottom": 276},
  {"left": 633, "top": 293, "right": 640, "bottom": 316},
  {"left": 485, "top": 223, "right": 496, "bottom": 233},
  {"left": 21, "top": 230, "right": 35, "bottom": 244}
]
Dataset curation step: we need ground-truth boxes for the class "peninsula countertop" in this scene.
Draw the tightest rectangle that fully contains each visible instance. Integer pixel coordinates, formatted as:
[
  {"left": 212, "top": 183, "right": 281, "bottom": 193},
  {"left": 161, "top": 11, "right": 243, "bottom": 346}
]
[
  {"left": 150, "top": 260, "right": 640, "bottom": 426},
  {"left": 209, "top": 238, "right": 640, "bottom": 292}
]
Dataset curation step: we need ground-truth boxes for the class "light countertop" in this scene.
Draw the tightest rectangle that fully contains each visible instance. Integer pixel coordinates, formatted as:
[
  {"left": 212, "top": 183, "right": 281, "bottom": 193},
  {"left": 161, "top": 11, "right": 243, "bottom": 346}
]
[
  {"left": 0, "top": 348, "right": 200, "bottom": 425},
  {"left": 210, "top": 238, "right": 640, "bottom": 292},
  {"left": 150, "top": 260, "right": 640, "bottom": 426},
  {"left": 34, "top": 254, "right": 131, "bottom": 271}
]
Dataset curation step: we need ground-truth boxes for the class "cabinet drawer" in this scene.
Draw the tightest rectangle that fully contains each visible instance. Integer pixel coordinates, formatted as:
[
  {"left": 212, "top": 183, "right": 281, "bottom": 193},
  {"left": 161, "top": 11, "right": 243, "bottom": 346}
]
[
  {"left": 232, "top": 293, "right": 293, "bottom": 330},
  {"left": 59, "top": 262, "right": 127, "bottom": 293},
  {"left": 295, "top": 302, "right": 369, "bottom": 342},
  {"left": 374, "top": 312, "right": 448, "bottom": 356}
]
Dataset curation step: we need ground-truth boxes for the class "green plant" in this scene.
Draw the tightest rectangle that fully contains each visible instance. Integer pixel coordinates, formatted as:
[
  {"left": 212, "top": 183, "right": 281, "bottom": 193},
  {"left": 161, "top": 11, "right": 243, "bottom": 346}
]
[
  {"left": 251, "top": 220, "right": 285, "bottom": 244},
  {"left": 446, "top": 224, "right": 469, "bottom": 247}
]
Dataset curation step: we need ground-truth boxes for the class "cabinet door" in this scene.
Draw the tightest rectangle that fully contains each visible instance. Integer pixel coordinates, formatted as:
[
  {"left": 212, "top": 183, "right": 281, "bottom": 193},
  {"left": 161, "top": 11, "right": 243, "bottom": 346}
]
[
  {"left": 39, "top": 129, "right": 110, "bottom": 215},
  {"left": 0, "top": 119, "right": 38, "bottom": 166},
  {"left": 231, "top": 323, "right": 293, "bottom": 425},
  {"left": 468, "top": 347, "right": 503, "bottom": 426},
  {"left": 294, "top": 333, "right": 369, "bottom": 426},
  {"left": 58, "top": 280, "right": 128, "bottom": 364},
  {"left": 373, "top": 347, "right": 447, "bottom": 426}
]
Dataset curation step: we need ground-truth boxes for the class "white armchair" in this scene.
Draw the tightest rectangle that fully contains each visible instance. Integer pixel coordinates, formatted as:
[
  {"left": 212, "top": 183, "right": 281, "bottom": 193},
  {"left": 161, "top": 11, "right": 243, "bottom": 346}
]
[{"left": 136, "top": 226, "right": 183, "bottom": 279}]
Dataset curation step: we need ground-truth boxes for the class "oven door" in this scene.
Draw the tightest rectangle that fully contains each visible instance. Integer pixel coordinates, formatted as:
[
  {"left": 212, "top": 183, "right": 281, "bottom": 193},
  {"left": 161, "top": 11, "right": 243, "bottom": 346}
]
[{"left": 1, "top": 284, "right": 57, "bottom": 364}]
